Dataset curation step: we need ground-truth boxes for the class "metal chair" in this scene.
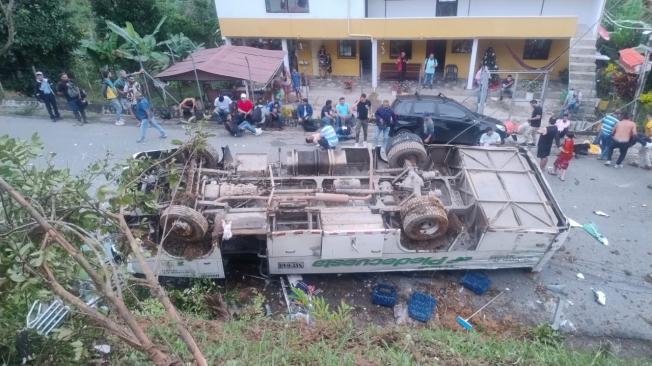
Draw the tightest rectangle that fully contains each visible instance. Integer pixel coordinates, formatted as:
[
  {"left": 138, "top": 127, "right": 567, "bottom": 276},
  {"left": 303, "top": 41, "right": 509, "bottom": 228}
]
[
  {"left": 444, "top": 64, "right": 458, "bottom": 82},
  {"left": 444, "top": 64, "right": 457, "bottom": 81}
]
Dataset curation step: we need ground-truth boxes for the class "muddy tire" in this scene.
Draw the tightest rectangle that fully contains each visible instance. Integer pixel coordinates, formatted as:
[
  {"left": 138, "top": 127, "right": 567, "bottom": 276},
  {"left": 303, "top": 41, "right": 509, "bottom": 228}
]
[
  {"left": 400, "top": 196, "right": 448, "bottom": 241},
  {"left": 387, "top": 131, "right": 423, "bottom": 152},
  {"left": 387, "top": 138, "right": 429, "bottom": 169},
  {"left": 160, "top": 205, "right": 208, "bottom": 242}
]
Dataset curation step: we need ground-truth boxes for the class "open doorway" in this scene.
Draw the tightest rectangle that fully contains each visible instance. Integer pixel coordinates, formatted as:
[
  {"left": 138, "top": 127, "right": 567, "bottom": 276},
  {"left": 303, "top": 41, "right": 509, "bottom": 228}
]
[
  {"left": 426, "top": 40, "right": 447, "bottom": 74},
  {"left": 359, "top": 40, "right": 372, "bottom": 81}
]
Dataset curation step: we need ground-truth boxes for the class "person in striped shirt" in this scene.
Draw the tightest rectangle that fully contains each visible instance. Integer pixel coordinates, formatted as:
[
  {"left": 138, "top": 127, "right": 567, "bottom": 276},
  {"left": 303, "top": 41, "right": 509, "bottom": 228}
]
[
  {"left": 597, "top": 112, "right": 619, "bottom": 160},
  {"left": 306, "top": 121, "right": 339, "bottom": 149}
]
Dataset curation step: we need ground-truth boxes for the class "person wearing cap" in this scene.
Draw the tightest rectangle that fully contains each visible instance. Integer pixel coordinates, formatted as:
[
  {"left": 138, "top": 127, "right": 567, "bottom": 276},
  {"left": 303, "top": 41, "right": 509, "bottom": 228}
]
[
  {"left": 297, "top": 98, "right": 315, "bottom": 131},
  {"left": 134, "top": 91, "right": 167, "bottom": 143},
  {"left": 33, "top": 71, "right": 60, "bottom": 122},
  {"left": 236, "top": 93, "right": 253, "bottom": 123}
]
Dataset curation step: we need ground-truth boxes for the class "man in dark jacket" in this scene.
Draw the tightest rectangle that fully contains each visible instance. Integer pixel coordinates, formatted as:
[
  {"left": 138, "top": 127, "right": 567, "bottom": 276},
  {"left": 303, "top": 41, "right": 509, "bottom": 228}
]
[
  {"left": 297, "top": 98, "right": 316, "bottom": 131},
  {"left": 374, "top": 99, "right": 396, "bottom": 149},
  {"left": 56, "top": 73, "right": 88, "bottom": 124},
  {"left": 34, "top": 71, "right": 60, "bottom": 122}
]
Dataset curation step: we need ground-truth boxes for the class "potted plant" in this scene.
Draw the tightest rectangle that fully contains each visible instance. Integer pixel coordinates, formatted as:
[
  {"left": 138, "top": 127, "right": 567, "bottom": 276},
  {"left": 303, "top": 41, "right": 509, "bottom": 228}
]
[{"left": 525, "top": 80, "right": 541, "bottom": 101}]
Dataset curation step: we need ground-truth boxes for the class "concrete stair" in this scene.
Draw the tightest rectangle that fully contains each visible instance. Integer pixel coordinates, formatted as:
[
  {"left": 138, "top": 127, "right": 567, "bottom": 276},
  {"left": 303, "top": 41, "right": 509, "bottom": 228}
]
[{"left": 568, "top": 36, "right": 599, "bottom": 99}]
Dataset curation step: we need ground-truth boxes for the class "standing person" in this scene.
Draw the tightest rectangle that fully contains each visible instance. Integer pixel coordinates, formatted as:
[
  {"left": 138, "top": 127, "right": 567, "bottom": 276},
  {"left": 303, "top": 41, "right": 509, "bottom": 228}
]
[
  {"left": 291, "top": 69, "right": 302, "bottom": 101},
  {"left": 554, "top": 112, "right": 571, "bottom": 147},
  {"left": 318, "top": 45, "right": 328, "bottom": 79},
  {"left": 536, "top": 121, "right": 558, "bottom": 171},
  {"left": 549, "top": 132, "right": 575, "bottom": 181},
  {"left": 605, "top": 112, "right": 637, "bottom": 168},
  {"left": 630, "top": 113, "right": 652, "bottom": 169},
  {"left": 335, "top": 97, "right": 353, "bottom": 129},
  {"left": 597, "top": 112, "right": 619, "bottom": 160},
  {"left": 33, "top": 71, "right": 60, "bottom": 122},
  {"left": 422, "top": 53, "right": 437, "bottom": 89},
  {"left": 321, "top": 99, "right": 336, "bottom": 126},
  {"left": 374, "top": 99, "right": 396, "bottom": 149},
  {"left": 479, "top": 127, "right": 501, "bottom": 146},
  {"left": 354, "top": 93, "right": 372, "bottom": 145},
  {"left": 124, "top": 76, "right": 142, "bottom": 124},
  {"left": 423, "top": 115, "right": 435, "bottom": 143},
  {"left": 525, "top": 99, "right": 543, "bottom": 146},
  {"left": 101, "top": 70, "right": 124, "bottom": 126},
  {"left": 56, "top": 73, "right": 88, "bottom": 125},
  {"left": 282, "top": 69, "right": 292, "bottom": 104},
  {"left": 297, "top": 98, "right": 316, "bottom": 131},
  {"left": 396, "top": 51, "right": 408, "bottom": 82},
  {"left": 134, "top": 92, "right": 167, "bottom": 143},
  {"left": 114, "top": 70, "right": 129, "bottom": 112}
]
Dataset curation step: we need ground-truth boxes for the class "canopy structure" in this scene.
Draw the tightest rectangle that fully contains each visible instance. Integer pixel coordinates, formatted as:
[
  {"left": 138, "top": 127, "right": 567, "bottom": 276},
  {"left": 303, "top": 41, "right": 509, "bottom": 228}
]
[{"left": 155, "top": 45, "right": 286, "bottom": 85}]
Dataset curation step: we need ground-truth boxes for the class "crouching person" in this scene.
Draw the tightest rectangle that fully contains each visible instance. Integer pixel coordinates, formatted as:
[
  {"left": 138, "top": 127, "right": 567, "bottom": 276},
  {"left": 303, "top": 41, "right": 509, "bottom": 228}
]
[{"left": 306, "top": 121, "right": 338, "bottom": 149}]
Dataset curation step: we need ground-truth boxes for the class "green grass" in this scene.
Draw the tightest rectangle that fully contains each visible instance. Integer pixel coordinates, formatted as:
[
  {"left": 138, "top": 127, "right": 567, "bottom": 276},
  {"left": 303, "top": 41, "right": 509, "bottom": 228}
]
[{"left": 109, "top": 318, "right": 652, "bottom": 366}]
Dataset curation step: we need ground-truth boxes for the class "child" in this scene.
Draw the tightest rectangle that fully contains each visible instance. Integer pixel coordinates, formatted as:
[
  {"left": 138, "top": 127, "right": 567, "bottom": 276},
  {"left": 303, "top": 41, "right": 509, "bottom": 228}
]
[{"left": 549, "top": 131, "right": 575, "bottom": 181}]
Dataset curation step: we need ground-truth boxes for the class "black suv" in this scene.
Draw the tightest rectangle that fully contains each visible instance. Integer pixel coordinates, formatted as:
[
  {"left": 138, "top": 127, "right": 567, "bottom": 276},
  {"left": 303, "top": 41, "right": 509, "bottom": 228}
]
[{"left": 389, "top": 94, "right": 506, "bottom": 145}]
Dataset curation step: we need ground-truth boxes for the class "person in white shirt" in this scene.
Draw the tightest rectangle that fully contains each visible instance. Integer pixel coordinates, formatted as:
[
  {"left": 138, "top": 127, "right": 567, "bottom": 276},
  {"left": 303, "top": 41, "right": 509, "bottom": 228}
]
[
  {"left": 479, "top": 127, "right": 501, "bottom": 147},
  {"left": 214, "top": 95, "right": 232, "bottom": 122},
  {"left": 554, "top": 112, "right": 571, "bottom": 148}
]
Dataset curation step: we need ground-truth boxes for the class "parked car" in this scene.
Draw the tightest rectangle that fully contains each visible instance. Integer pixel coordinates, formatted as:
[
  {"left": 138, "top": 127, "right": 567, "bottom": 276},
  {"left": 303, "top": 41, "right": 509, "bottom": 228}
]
[{"left": 389, "top": 94, "right": 507, "bottom": 145}]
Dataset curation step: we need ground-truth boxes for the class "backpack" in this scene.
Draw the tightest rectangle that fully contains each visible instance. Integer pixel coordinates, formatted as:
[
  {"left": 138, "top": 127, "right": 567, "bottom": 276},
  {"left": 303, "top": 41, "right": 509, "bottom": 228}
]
[
  {"left": 251, "top": 106, "right": 263, "bottom": 124},
  {"left": 67, "top": 81, "right": 81, "bottom": 99}
]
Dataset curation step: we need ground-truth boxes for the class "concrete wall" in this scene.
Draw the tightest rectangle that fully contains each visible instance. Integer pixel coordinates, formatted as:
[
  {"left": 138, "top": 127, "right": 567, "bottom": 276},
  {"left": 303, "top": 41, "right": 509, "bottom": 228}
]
[{"left": 296, "top": 40, "right": 361, "bottom": 77}]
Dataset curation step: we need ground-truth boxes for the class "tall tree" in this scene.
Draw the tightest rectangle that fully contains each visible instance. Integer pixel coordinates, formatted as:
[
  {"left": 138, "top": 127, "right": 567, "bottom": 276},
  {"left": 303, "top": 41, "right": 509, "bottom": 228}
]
[
  {"left": 0, "top": 0, "right": 16, "bottom": 56},
  {"left": 0, "top": 0, "right": 80, "bottom": 92},
  {"left": 155, "top": 0, "right": 218, "bottom": 46},
  {"left": 90, "top": 0, "right": 162, "bottom": 36}
]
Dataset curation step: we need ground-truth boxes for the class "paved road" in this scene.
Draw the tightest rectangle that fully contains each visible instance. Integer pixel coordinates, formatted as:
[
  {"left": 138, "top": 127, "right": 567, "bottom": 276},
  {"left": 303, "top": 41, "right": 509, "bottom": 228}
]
[{"left": 1, "top": 114, "right": 651, "bottom": 353}]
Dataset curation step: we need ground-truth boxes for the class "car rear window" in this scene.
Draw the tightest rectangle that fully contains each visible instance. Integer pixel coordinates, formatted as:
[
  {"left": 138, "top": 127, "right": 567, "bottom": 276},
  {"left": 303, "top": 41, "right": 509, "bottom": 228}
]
[
  {"left": 394, "top": 101, "right": 413, "bottom": 115},
  {"left": 413, "top": 101, "right": 436, "bottom": 115},
  {"left": 437, "top": 102, "right": 467, "bottom": 119}
]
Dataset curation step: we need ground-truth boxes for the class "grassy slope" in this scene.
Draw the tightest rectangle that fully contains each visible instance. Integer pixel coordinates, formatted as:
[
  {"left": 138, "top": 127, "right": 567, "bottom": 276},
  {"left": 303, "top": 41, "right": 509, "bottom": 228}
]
[{"left": 111, "top": 317, "right": 652, "bottom": 366}]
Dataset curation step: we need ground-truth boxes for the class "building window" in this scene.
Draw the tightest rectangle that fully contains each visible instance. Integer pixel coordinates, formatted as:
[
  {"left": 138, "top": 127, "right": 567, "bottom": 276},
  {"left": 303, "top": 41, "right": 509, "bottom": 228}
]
[
  {"left": 523, "top": 39, "right": 552, "bottom": 60},
  {"left": 451, "top": 40, "right": 472, "bottom": 54},
  {"left": 436, "top": 0, "right": 457, "bottom": 16},
  {"left": 265, "top": 0, "right": 309, "bottom": 13},
  {"left": 389, "top": 41, "right": 412, "bottom": 59},
  {"left": 338, "top": 40, "right": 357, "bottom": 59}
]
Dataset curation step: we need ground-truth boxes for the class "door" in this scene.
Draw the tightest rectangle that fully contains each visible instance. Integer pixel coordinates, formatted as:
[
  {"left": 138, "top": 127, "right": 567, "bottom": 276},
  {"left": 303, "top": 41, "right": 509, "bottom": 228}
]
[
  {"left": 426, "top": 40, "right": 447, "bottom": 74},
  {"left": 434, "top": 102, "right": 476, "bottom": 144},
  {"left": 359, "top": 40, "right": 372, "bottom": 81}
]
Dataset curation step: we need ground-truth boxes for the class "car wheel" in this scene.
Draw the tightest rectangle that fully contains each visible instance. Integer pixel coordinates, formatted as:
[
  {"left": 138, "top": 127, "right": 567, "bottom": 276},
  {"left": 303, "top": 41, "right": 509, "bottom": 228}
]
[
  {"left": 387, "top": 138, "right": 429, "bottom": 169},
  {"left": 160, "top": 205, "right": 208, "bottom": 242},
  {"left": 388, "top": 131, "right": 423, "bottom": 151},
  {"left": 400, "top": 196, "right": 449, "bottom": 241}
]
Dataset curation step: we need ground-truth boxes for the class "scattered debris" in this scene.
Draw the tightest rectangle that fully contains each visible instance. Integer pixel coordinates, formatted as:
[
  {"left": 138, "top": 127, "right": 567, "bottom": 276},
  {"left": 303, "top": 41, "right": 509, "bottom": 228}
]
[
  {"left": 582, "top": 222, "right": 609, "bottom": 246},
  {"left": 623, "top": 269, "right": 632, "bottom": 276},
  {"left": 567, "top": 300, "right": 574, "bottom": 306},
  {"left": 456, "top": 289, "right": 509, "bottom": 331},
  {"left": 93, "top": 344, "right": 111, "bottom": 354},
  {"left": 645, "top": 273, "right": 652, "bottom": 285},
  {"left": 408, "top": 292, "right": 437, "bottom": 322},
  {"left": 576, "top": 273, "right": 585, "bottom": 280},
  {"left": 459, "top": 272, "right": 491, "bottom": 295},
  {"left": 394, "top": 302, "right": 408, "bottom": 324},
  {"left": 568, "top": 218, "right": 582, "bottom": 228},
  {"left": 551, "top": 298, "right": 565, "bottom": 331},
  {"left": 371, "top": 284, "right": 397, "bottom": 307},
  {"left": 592, "top": 288, "right": 606, "bottom": 306},
  {"left": 545, "top": 284, "right": 567, "bottom": 296},
  {"left": 593, "top": 210, "right": 610, "bottom": 217}
]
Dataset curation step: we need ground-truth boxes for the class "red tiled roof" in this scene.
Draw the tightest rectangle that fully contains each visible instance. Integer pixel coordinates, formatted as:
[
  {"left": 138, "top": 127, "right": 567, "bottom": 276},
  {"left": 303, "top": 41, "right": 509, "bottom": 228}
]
[
  {"left": 156, "top": 46, "right": 286, "bottom": 84},
  {"left": 619, "top": 48, "right": 644, "bottom": 70}
]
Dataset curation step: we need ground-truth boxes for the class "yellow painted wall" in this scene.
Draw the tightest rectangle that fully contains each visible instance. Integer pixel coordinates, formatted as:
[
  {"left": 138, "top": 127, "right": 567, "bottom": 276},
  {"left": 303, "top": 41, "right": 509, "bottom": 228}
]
[
  {"left": 293, "top": 38, "right": 569, "bottom": 80},
  {"left": 295, "top": 41, "right": 313, "bottom": 75},
  {"left": 219, "top": 17, "right": 577, "bottom": 39},
  {"left": 476, "top": 39, "right": 569, "bottom": 80}
]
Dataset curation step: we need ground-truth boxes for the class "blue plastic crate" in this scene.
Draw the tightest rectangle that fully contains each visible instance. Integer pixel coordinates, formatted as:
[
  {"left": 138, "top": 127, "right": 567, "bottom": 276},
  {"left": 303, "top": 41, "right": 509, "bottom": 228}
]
[
  {"left": 371, "top": 284, "right": 397, "bottom": 307},
  {"left": 460, "top": 272, "right": 491, "bottom": 295},
  {"left": 408, "top": 291, "right": 437, "bottom": 322}
]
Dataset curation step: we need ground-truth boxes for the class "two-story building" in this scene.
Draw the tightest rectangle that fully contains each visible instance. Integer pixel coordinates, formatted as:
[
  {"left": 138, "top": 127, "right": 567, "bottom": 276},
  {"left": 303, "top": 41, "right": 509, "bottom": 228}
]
[{"left": 215, "top": 0, "right": 605, "bottom": 92}]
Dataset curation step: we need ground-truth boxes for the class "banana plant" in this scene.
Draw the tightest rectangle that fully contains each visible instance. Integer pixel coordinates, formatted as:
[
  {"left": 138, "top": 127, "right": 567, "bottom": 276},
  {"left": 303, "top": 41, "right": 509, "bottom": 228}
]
[
  {"left": 106, "top": 17, "right": 169, "bottom": 71},
  {"left": 79, "top": 32, "right": 119, "bottom": 70},
  {"left": 161, "top": 33, "right": 204, "bottom": 63}
]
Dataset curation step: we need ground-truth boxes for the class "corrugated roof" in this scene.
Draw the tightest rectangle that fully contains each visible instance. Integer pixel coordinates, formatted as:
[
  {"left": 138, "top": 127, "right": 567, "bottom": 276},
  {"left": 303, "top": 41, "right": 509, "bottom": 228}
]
[{"left": 155, "top": 45, "right": 286, "bottom": 84}]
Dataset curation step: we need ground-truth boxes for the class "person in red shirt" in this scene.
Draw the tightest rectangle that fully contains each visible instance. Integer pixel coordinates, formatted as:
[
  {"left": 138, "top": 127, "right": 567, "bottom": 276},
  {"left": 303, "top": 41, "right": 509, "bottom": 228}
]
[{"left": 234, "top": 93, "right": 261, "bottom": 136}]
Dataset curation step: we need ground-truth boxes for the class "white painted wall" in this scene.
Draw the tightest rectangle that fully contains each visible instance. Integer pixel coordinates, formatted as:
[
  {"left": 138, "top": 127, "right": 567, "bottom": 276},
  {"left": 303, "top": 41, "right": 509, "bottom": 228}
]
[
  {"left": 216, "top": 0, "right": 603, "bottom": 27},
  {"left": 215, "top": 0, "right": 365, "bottom": 19}
]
